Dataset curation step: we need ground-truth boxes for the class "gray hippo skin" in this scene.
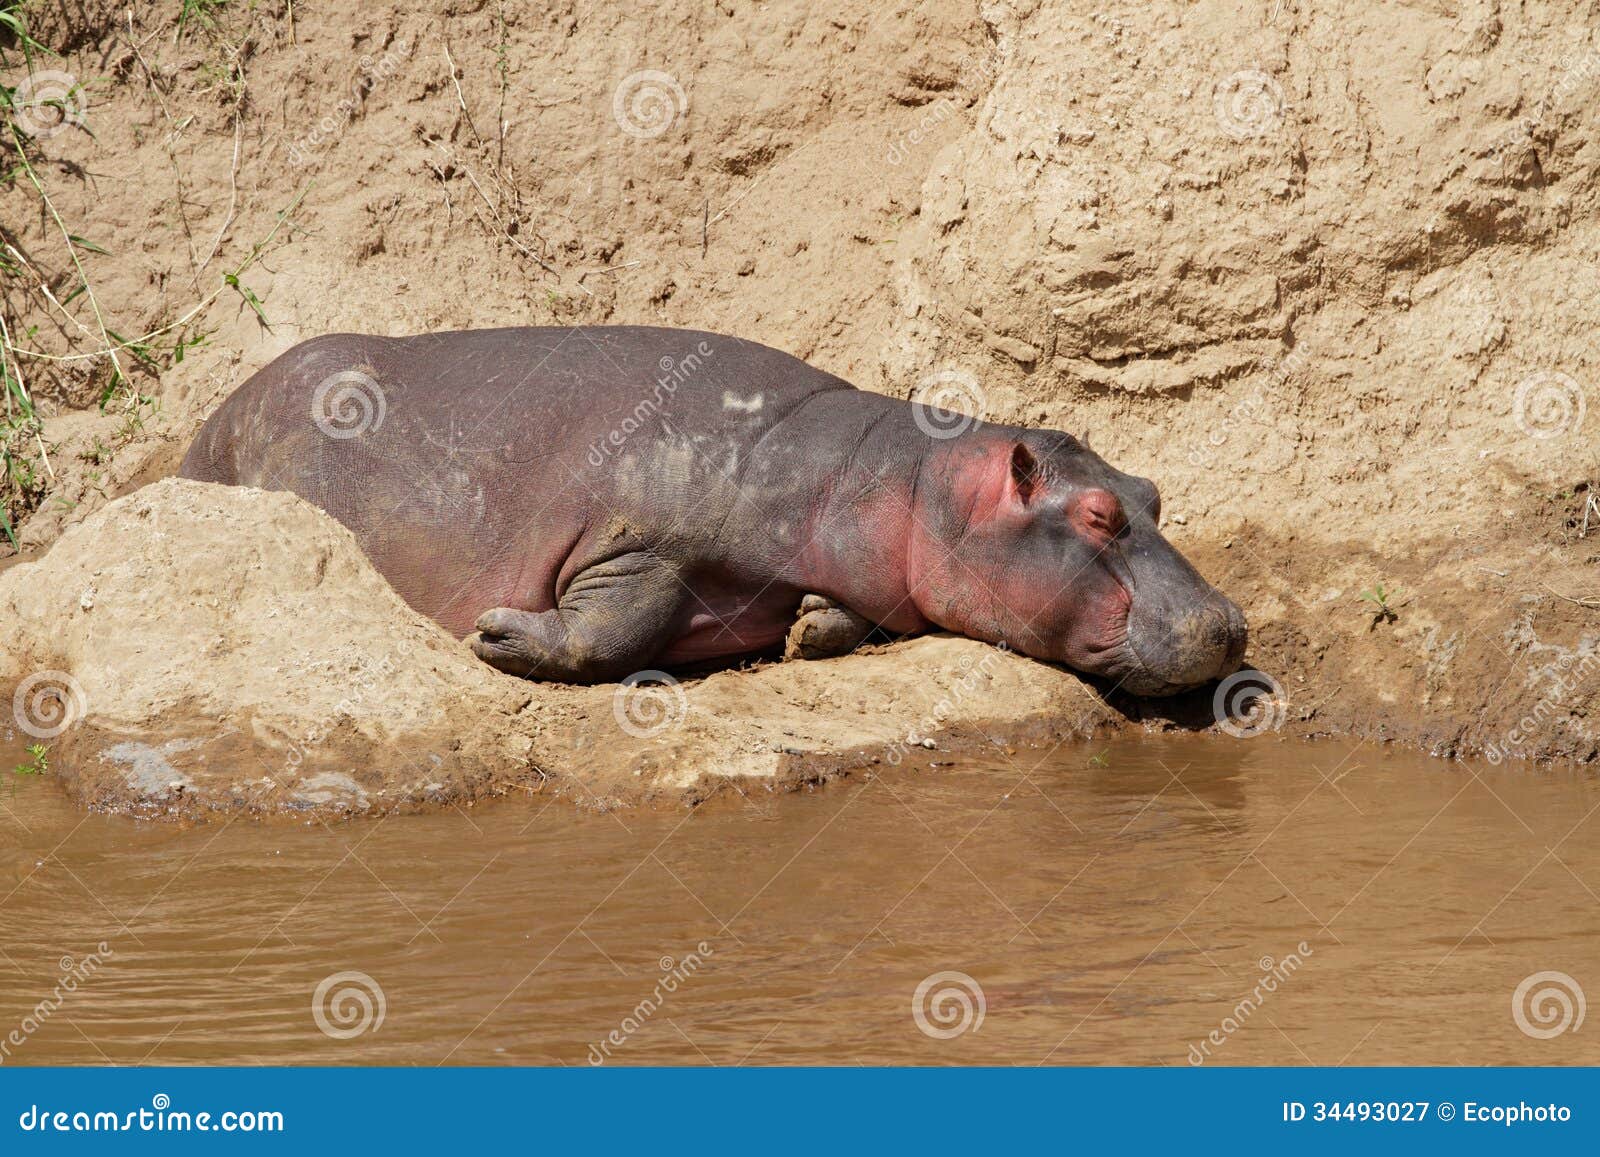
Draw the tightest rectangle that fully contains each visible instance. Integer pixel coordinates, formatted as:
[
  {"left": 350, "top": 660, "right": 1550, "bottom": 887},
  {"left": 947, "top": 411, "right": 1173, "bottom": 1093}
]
[{"left": 179, "top": 326, "right": 1246, "bottom": 694}]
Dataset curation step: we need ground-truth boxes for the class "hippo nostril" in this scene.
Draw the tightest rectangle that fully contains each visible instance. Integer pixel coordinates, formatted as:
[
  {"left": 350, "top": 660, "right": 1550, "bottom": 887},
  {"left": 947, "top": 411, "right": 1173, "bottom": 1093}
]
[
  {"left": 1222, "top": 598, "right": 1248, "bottom": 659},
  {"left": 1215, "top": 597, "right": 1249, "bottom": 677}
]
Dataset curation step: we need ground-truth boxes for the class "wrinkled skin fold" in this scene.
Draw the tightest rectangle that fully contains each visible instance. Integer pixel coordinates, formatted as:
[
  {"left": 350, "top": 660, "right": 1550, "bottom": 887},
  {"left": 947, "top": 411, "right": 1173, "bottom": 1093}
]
[{"left": 180, "top": 326, "right": 1247, "bottom": 695}]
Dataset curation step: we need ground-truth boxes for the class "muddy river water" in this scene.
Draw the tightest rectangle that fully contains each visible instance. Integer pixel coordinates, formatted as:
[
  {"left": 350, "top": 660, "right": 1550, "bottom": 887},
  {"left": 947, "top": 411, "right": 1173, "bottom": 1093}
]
[{"left": 2, "top": 731, "right": 1597, "bottom": 1066}]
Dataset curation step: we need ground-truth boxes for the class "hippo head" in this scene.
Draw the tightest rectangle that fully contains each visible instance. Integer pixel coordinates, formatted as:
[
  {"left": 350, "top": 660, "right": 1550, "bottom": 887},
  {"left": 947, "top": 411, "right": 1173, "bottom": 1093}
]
[{"left": 912, "top": 430, "right": 1247, "bottom": 696}]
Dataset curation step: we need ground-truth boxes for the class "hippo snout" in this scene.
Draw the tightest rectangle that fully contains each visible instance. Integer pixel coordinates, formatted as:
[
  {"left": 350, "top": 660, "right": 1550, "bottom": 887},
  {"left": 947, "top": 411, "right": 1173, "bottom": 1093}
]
[{"left": 1122, "top": 592, "right": 1248, "bottom": 696}]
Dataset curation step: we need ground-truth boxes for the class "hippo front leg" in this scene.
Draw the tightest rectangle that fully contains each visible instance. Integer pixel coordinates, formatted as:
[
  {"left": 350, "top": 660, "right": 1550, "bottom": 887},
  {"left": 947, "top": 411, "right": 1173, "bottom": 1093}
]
[
  {"left": 784, "top": 594, "right": 876, "bottom": 661},
  {"left": 470, "top": 552, "right": 686, "bottom": 683}
]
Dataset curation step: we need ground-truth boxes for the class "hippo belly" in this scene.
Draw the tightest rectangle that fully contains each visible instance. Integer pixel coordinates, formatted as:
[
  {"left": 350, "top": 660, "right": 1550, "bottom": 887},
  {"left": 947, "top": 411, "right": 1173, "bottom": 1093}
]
[{"left": 658, "top": 594, "right": 801, "bottom": 665}]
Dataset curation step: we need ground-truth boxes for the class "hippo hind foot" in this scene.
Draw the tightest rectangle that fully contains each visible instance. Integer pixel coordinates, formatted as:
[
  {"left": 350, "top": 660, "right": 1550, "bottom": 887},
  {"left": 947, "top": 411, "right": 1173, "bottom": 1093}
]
[
  {"left": 784, "top": 594, "right": 875, "bottom": 661},
  {"left": 470, "top": 607, "right": 574, "bottom": 680},
  {"left": 470, "top": 552, "right": 689, "bottom": 683},
  {"left": 471, "top": 605, "right": 655, "bottom": 684}
]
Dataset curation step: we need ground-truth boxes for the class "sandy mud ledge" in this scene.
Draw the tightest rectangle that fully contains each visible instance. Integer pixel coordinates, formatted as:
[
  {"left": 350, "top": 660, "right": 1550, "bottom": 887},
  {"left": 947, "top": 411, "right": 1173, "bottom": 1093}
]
[
  {"left": 0, "top": 481, "right": 1118, "bottom": 820},
  {"left": 5, "top": 480, "right": 1594, "bottom": 822}
]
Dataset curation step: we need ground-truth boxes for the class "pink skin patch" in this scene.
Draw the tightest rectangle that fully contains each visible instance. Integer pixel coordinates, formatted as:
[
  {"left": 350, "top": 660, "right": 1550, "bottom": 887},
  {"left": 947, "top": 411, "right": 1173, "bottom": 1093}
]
[
  {"left": 790, "top": 475, "right": 930, "bottom": 635},
  {"left": 986, "top": 556, "right": 1133, "bottom": 670},
  {"left": 909, "top": 440, "right": 1138, "bottom": 670},
  {"left": 659, "top": 598, "right": 796, "bottom": 664}
]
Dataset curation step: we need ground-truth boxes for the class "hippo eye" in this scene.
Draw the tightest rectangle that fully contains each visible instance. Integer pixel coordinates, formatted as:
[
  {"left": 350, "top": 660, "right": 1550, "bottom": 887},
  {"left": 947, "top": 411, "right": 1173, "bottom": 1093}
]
[{"left": 1068, "top": 488, "right": 1126, "bottom": 544}]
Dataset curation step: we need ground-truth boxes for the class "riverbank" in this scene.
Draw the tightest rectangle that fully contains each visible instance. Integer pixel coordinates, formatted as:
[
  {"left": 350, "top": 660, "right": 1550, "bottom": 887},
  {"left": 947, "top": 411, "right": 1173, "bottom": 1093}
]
[{"left": 4, "top": 1, "right": 1600, "bottom": 811}]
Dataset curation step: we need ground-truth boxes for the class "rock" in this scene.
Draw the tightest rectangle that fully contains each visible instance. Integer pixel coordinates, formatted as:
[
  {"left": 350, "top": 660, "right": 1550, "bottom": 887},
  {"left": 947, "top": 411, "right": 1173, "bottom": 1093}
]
[{"left": 0, "top": 479, "right": 538, "bottom": 819}]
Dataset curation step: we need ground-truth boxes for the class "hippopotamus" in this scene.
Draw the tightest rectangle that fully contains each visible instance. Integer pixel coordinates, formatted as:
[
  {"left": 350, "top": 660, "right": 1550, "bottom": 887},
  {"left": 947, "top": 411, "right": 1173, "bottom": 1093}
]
[{"left": 179, "top": 326, "right": 1246, "bottom": 695}]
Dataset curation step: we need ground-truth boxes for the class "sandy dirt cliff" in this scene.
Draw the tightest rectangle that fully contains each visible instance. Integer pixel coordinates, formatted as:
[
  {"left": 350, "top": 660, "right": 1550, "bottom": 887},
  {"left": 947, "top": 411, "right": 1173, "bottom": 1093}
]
[{"left": 3, "top": 1, "right": 1600, "bottom": 813}]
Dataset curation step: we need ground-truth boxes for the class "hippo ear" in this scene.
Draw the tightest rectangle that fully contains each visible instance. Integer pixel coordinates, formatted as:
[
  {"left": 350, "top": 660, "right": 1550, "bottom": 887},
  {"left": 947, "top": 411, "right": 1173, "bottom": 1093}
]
[{"left": 1009, "top": 443, "right": 1042, "bottom": 505}]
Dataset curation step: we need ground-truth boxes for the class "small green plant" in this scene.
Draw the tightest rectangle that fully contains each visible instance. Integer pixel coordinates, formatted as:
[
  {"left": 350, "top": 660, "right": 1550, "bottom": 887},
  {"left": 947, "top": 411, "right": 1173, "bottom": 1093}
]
[
  {"left": 0, "top": 2, "right": 50, "bottom": 64},
  {"left": 1087, "top": 748, "right": 1110, "bottom": 768},
  {"left": 13, "top": 742, "right": 48, "bottom": 776},
  {"left": 0, "top": 0, "right": 303, "bottom": 551},
  {"left": 1360, "top": 583, "right": 1402, "bottom": 628},
  {"left": 114, "top": 393, "right": 159, "bottom": 441},
  {"left": 1, "top": 352, "right": 44, "bottom": 549},
  {"left": 176, "top": 0, "right": 230, "bottom": 42}
]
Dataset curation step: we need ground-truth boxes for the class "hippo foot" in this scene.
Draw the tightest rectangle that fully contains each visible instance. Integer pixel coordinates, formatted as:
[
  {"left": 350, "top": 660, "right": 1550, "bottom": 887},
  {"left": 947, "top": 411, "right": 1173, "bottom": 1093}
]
[
  {"left": 470, "top": 607, "right": 553, "bottom": 678},
  {"left": 467, "top": 554, "right": 690, "bottom": 683},
  {"left": 784, "top": 594, "right": 875, "bottom": 661}
]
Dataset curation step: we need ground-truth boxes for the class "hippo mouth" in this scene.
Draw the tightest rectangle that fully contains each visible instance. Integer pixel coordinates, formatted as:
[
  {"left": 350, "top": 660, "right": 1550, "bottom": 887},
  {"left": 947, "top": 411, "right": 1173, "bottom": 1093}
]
[
  {"left": 1054, "top": 523, "right": 1249, "bottom": 697},
  {"left": 1112, "top": 592, "right": 1249, "bottom": 696}
]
